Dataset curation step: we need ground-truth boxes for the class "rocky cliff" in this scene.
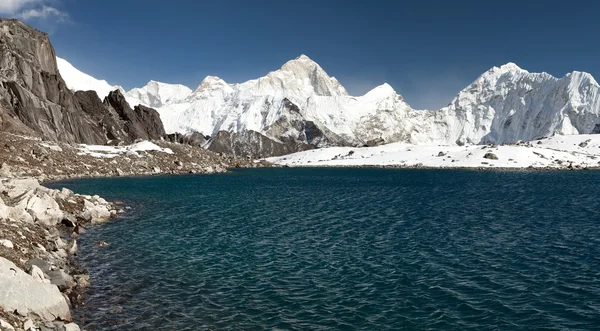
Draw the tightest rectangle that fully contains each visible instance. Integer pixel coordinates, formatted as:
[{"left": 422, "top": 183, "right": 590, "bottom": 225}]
[{"left": 0, "top": 19, "right": 166, "bottom": 145}]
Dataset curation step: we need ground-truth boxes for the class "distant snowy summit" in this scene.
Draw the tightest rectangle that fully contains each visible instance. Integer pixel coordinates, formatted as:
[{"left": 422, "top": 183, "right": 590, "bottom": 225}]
[{"left": 57, "top": 54, "right": 600, "bottom": 157}]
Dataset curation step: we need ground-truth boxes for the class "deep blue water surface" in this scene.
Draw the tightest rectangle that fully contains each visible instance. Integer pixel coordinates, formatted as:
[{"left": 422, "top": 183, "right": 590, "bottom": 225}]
[{"left": 49, "top": 168, "right": 600, "bottom": 330}]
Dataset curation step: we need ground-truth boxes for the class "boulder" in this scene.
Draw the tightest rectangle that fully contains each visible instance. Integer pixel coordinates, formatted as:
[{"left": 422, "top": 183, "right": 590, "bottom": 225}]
[
  {"left": 23, "top": 319, "right": 35, "bottom": 330},
  {"left": 0, "top": 239, "right": 14, "bottom": 249},
  {"left": 30, "top": 264, "right": 50, "bottom": 284},
  {"left": 25, "top": 192, "right": 63, "bottom": 226},
  {"left": 64, "top": 323, "right": 81, "bottom": 331},
  {"left": 0, "top": 318, "right": 15, "bottom": 330},
  {"left": 25, "top": 258, "right": 52, "bottom": 273},
  {"left": 82, "top": 199, "right": 111, "bottom": 222},
  {"left": 0, "top": 201, "right": 8, "bottom": 220},
  {"left": 67, "top": 240, "right": 77, "bottom": 255},
  {"left": 483, "top": 153, "right": 499, "bottom": 160},
  {"left": 0, "top": 257, "right": 71, "bottom": 321},
  {"left": 0, "top": 162, "right": 12, "bottom": 177},
  {"left": 47, "top": 269, "right": 74, "bottom": 291}
]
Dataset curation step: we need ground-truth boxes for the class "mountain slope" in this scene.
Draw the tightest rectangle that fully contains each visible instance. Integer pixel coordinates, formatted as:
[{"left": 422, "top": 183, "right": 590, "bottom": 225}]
[
  {"left": 126, "top": 81, "right": 192, "bottom": 108},
  {"left": 57, "top": 53, "right": 600, "bottom": 157},
  {"left": 439, "top": 63, "right": 600, "bottom": 144},
  {"left": 56, "top": 57, "right": 123, "bottom": 100}
]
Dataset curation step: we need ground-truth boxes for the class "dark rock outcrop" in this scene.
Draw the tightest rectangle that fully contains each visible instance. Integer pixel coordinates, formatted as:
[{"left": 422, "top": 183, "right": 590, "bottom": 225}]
[
  {"left": 0, "top": 19, "right": 166, "bottom": 145},
  {"left": 205, "top": 130, "right": 311, "bottom": 159},
  {"left": 167, "top": 131, "right": 207, "bottom": 147},
  {"left": 103, "top": 90, "right": 166, "bottom": 142}
]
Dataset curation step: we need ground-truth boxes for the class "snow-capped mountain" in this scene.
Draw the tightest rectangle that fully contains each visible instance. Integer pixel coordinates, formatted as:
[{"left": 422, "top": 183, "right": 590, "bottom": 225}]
[
  {"left": 437, "top": 63, "right": 600, "bottom": 144},
  {"left": 126, "top": 81, "right": 192, "bottom": 108},
  {"left": 56, "top": 57, "right": 192, "bottom": 107},
  {"left": 57, "top": 55, "right": 600, "bottom": 157},
  {"left": 154, "top": 55, "right": 416, "bottom": 145},
  {"left": 56, "top": 57, "right": 124, "bottom": 99}
]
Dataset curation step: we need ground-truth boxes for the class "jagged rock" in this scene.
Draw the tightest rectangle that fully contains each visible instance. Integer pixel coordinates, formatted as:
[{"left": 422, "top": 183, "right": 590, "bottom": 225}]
[
  {"left": 104, "top": 90, "right": 166, "bottom": 142},
  {"left": 0, "top": 19, "right": 168, "bottom": 145},
  {"left": 0, "top": 20, "right": 107, "bottom": 144},
  {"left": 0, "top": 257, "right": 71, "bottom": 321}
]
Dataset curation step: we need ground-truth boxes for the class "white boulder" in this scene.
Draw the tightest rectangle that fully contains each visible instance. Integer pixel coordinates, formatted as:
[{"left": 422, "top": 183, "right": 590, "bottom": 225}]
[
  {"left": 82, "top": 199, "right": 111, "bottom": 223},
  {"left": 0, "top": 239, "right": 13, "bottom": 249},
  {"left": 0, "top": 257, "right": 71, "bottom": 321}
]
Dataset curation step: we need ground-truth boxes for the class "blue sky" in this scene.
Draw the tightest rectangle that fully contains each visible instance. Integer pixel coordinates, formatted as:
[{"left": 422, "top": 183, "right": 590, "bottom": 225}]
[{"left": 3, "top": 0, "right": 600, "bottom": 109}]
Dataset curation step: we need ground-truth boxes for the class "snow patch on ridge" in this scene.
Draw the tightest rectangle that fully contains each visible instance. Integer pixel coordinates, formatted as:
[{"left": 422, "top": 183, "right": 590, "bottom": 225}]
[{"left": 77, "top": 141, "right": 173, "bottom": 158}]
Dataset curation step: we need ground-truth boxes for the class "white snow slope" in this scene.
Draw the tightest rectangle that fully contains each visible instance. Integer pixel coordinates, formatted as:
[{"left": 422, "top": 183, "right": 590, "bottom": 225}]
[
  {"left": 58, "top": 55, "right": 600, "bottom": 148},
  {"left": 56, "top": 57, "right": 123, "bottom": 100},
  {"left": 267, "top": 134, "right": 600, "bottom": 169}
]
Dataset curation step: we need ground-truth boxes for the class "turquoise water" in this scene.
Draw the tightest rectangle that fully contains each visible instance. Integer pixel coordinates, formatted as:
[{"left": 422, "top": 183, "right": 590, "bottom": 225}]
[{"left": 50, "top": 168, "right": 600, "bottom": 330}]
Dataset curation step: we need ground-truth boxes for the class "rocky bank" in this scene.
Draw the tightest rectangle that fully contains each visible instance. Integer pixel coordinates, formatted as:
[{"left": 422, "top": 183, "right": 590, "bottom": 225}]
[
  {"left": 0, "top": 176, "right": 116, "bottom": 331},
  {"left": 0, "top": 18, "right": 276, "bottom": 330}
]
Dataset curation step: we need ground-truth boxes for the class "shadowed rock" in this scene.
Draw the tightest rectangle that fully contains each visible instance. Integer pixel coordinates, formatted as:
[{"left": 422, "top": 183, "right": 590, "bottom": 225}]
[{"left": 0, "top": 19, "right": 167, "bottom": 145}]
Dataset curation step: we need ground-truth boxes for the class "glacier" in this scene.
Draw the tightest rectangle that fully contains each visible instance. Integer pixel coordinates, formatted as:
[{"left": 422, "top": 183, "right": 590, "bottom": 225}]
[{"left": 57, "top": 54, "right": 600, "bottom": 154}]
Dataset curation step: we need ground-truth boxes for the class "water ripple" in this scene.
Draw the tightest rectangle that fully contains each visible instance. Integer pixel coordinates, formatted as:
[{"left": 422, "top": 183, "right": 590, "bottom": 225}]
[{"left": 49, "top": 169, "right": 600, "bottom": 330}]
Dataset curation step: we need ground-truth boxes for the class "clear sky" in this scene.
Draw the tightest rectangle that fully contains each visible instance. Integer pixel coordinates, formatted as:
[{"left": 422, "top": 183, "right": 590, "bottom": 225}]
[{"left": 2, "top": 0, "right": 600, "bottom": 109}]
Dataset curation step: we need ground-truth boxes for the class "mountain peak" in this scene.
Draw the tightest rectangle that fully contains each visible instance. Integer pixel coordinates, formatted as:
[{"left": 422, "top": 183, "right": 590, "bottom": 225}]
[
  {"left": 498, "top": 62, "right": 524, "bottom": 72},
  {"left": 295, "top": 54, "right": 313, "bottom": 61}
]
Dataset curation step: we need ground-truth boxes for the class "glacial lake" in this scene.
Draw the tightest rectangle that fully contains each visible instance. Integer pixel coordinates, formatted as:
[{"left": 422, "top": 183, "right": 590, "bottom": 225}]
[{"left": 49, "top": 168, "right": 600, "bottom": 330}]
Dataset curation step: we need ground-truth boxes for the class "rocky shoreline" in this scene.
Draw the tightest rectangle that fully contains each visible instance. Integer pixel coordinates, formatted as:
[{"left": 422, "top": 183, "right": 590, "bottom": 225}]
[
  {"left": 1, "top": 134, "right": 597, "bottom": 331},
  {"left": 0, "top": 177, "right": 115, "bottom": 331},
  {"left": 0, "top": 131, "right": 271, "bottom": 331}
]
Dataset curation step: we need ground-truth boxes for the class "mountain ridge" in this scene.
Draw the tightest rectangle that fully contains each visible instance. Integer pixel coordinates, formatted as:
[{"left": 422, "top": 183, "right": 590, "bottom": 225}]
[{"left": 57, "top": 54, "right": 600, "bottom": 157}]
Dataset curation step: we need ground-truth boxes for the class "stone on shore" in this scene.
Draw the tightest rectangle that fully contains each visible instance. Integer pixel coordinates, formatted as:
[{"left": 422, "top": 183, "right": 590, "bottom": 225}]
[
  {"left": 64, "top": 322, "right": 81, "bottom": 331},
  {"left": 0, "top": 239, "right": 13, "bottom": 249},
  {"left": 0, "top": 257, "right": 71, "bottom": 322},
  {"left": 30, "top": 264, "right": 50, "bottom": 284},
  {"left": 82, "top": 199, "right": 111, "bottom": 223},
  {"left": 0, "top": 318, "right": 15, "bottom": 330}
]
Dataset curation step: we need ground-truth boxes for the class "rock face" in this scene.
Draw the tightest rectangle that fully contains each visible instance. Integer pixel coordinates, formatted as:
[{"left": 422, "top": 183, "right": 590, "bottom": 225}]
[
  {"left": 166, "top": 131, "right": 207, "bottom": 147},
  {"left": 103, "top": 90, "right": 166, "bottom": 142},
  {"left": 205, "top": 130, "right": 314, "bottom": 159},
  {"left": 0, "top": 257, "right": 71, "bottom": 321},
  {"left": 0, "top": 19, "right": 167, "bottom": 145}
]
